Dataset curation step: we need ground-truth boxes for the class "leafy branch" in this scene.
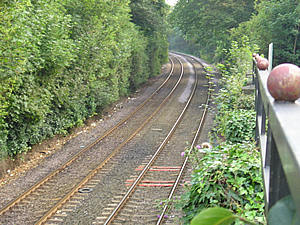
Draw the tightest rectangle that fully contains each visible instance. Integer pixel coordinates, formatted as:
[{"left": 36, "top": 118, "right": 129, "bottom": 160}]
[{"left": 191, "top": 207, "right": 260, "bottom": 225}]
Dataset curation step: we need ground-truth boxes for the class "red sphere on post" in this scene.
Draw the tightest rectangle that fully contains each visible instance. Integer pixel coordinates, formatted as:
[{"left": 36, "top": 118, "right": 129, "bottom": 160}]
[
  {"left": 267, "top": 63, "right": 300, "bottom": 102},
  {"left": 257, "top": 58, "right": 269, "bottom": 70}
]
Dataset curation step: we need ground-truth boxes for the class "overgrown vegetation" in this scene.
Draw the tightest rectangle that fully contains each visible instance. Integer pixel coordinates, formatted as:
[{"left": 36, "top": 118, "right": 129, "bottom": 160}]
[
  {"left": 0, "top": 0, "right": 168, "bottom": 158},
  {"left": 177, "top": 39, "right": 265, "bottom": 224},
  {"left": 168, "top": 29, "right": 199, "bottom": 57}
]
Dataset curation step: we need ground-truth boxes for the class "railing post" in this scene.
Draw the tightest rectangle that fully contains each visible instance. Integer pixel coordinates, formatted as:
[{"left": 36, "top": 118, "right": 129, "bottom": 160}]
[
  {"left": 261, "top": 105, "right": 266, "bottom": 136},
  {"left": 267, "top": 129, "right": 290, "bottom": 211},
  {"left": 255, "top": 65, "right": 262, "bottom": 144}
]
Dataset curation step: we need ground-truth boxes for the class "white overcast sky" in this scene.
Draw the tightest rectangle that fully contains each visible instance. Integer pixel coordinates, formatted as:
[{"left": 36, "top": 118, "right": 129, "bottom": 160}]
[{"left": 166, "top": 0, "right": 178, "bottom": 6}]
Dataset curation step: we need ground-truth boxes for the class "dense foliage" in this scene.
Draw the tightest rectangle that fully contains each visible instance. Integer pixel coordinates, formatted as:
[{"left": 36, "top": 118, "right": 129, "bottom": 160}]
[
  {"left": 0, "top": 0, "right": 168, "bottom": 157},
  {"left": 190, "top": 196, "right": 299, "bottom": 225},
  {"left": 214, "top": 38, "right": 257, "bottom": 143},
  {"left": 168, "top": 28, "right": 199, "bottom": 56}
]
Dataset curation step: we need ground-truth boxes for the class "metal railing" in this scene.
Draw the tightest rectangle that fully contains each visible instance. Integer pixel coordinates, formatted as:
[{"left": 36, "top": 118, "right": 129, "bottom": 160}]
[{"left": 254, "top": 60, "right": 300, "bottom": 216}]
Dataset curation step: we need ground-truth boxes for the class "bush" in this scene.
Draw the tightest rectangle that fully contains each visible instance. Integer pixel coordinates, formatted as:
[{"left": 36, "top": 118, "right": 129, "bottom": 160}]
[
  {"left": 129, "top": 0, "right": 169, "bottom": 77},
  {"left": 181, "top": 142, "right": 264, "bottom": 224},
  {"left": 213, "top": 38, "right": 257, "bottom": 143},
  {"left": 129, "top": 30, "right": 149, "bottom": 90},
  {"left": 216, "top": 109, "right": 256, "bottom": 143}
]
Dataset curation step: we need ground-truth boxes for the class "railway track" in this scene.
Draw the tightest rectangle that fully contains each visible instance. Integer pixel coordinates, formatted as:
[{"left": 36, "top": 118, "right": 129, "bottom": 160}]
[
  {"left": 0, "top": 54, "right": 185, "bottom": 225},
  {"left": 156, "top": 53, "right": 211, "bottom": 225},
  {"left": 88, "top": 53, "right": 210, "bottom": 225}
]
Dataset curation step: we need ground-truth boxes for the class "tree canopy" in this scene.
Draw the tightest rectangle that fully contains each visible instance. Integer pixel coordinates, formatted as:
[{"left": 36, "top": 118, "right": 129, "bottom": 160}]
[
  {"left": 232, "top": 0, "right": 300, "bottom": 65},
  {"left": 170, "top": 0, "right": 255, "bottom": 58},
  {"left": 130, "top": 0, "right": 169, "bottom": 75}
]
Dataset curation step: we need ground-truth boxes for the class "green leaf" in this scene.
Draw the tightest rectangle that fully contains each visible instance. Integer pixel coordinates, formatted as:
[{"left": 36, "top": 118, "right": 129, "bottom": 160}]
[
  {"left": 191, "top": 207, "right": 236, "bottom": 225},
  {"left": 268, "top": 195, "right": 300, "bottom": 225}
]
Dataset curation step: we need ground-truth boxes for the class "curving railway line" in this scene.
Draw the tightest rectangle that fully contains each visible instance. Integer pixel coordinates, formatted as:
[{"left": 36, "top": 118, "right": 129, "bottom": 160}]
[
  {"left": 96, "top": 53, "right": 210, "bottom": 225},
  {"left": 0, "top": 53, "right": 211, "bottom": 225}
]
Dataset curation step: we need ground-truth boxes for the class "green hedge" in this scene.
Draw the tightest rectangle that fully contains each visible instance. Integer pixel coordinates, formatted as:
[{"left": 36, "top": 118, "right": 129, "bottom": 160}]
[{"left": 0, "top": 0, "right": 168, "bottom": 157}]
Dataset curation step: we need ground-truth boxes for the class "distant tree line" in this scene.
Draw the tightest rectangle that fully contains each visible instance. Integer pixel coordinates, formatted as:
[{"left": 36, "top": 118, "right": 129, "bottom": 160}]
[
  {"left": 170, "top": 0, "right": 300, "bottom": 65},
  {"left": 0, "top": 0, "right": 168, "bottom": 157}
]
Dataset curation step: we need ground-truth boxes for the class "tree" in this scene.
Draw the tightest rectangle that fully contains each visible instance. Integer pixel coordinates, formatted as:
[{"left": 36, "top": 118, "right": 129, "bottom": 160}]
[
  {"left": 170, "top": 0, "right": 255, "bottom": 59},
  {"left": 130, "top": 0, "right": 169, "bottom": 76},
  {"left": 232, "top": 0, "right": 300, "bottom": 65}
]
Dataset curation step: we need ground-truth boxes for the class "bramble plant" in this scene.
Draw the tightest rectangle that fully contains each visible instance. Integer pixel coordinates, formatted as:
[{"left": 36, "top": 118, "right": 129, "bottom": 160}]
[
  {"left": 180, "top": 142, "right": 264, "bottom": 224},
  {"left": 216, "top": 109, "right": 256, "bottom": 143}
]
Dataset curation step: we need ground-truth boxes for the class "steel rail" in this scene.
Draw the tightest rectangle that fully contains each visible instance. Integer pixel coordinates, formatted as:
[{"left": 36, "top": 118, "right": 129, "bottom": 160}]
[
  {"left": 103, "top": 53, "right": 198, "bottom": 225},
  {"left": 34, "top": 55, "right": 185, "bottom": 225},
  {"left": 156, "top": 53, "right": 211, "bottom": 224},
  {"left": 0, "top": 57, "right": 175, "bottom": 216}
]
